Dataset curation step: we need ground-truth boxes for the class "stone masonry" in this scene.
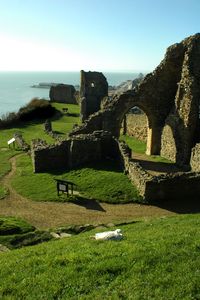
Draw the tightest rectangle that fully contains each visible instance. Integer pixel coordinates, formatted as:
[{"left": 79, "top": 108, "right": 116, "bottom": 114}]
[
  {"left": 31, "top": 131, "right": 119, "bottom": 173},
  {"left": 49, "top": 84, "right": 76, "bottom": 104},
  {"left": 80, "top": 70, "right": 108, "bottom": 122},
  {"left": 124, "top": 113, "right": 147, "bottom": 142}
]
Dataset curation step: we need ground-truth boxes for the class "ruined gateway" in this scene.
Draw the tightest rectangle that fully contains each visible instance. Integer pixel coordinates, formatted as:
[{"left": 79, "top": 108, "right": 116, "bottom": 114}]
[{"left": 31, "top": 33, "right": 200, "bottom": 202}]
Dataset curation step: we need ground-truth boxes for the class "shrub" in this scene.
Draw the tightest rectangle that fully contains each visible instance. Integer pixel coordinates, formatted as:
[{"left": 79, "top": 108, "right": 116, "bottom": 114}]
[{"left": 0, "top": 98, "right": 57, "bottom": 128}]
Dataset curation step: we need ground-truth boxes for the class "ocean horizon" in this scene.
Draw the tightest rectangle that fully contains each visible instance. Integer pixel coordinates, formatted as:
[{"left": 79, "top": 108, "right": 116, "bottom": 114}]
[{"left": 0, "top": 71, "right": 142, "bottom": 118}]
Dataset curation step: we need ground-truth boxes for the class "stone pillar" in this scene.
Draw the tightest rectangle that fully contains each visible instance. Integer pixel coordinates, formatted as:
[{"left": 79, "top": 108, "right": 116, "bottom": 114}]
[
  {"left": 146, "top": 124, "right": 162, "bottom": 155},
  {"left": 122, "top": 115, "right": 127, "bottom": 135}
]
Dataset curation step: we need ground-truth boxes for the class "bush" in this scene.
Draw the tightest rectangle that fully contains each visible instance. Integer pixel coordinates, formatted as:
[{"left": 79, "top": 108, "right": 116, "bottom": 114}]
[{"left": 0, "top": 98, "right": 57, "bottom": 128}]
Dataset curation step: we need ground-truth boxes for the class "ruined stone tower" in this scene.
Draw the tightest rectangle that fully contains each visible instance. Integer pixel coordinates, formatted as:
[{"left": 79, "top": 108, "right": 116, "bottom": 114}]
[{"left": 80, "top": 70, "right": 108, "bottom": 122}]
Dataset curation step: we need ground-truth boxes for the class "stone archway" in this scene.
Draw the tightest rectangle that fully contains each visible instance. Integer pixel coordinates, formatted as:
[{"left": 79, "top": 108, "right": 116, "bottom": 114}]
[{"left": 120, "top": 105, "right": 161, "bottom": 156}]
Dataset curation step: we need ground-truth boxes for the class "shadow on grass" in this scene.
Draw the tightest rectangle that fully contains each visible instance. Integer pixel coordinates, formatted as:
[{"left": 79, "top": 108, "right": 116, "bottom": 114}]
[
  {"left": 49, "top": 159, "right": 123, "bottom": 176},
  {"left": 66, "top": 113, "right": 80, "bottom": 117},
  {"left": 53, "top": 131, "right": 65, "bottom": 135},
  {"left": 73, "top": 196, "right": 106, "bottom": 212},
  {"left": 71, "top": 159, "right": 123, "bottom": 173},
  {"left": 132, "top": 158, "right": 184, "bottom": 174},
  {"left": 59, "top": 195, "right": 106, "bottom": 212},
  {"left": 154, "top": 198, "right": 200, "bottom": 214}
]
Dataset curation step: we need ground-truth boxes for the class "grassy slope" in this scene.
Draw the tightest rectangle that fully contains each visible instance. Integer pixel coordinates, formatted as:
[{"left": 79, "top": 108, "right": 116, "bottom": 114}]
[
  {"left": 0, "top": 103, "right": 80, "bottom": 146},
  {"left": 11, "top": 155, "right": 141, "bottom": 203},
  {"left": 0, "top": 216, "right": 52, "bottom": 249},
  {"left": 1, "top": 214, "right": 200, "bottom": 299}
]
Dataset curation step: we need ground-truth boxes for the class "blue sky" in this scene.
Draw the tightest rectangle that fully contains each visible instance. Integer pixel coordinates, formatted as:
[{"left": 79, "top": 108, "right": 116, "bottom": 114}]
[{"left": 0, "top": 0, "right": 199, "bottom": 72}]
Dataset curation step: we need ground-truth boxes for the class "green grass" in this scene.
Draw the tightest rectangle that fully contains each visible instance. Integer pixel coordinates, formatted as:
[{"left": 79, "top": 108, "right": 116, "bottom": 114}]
[
  {"left": 0, "top": 216, "right": 52, "bottom": 249},
  {"left": 120, "top": 134, "right": 172, "bottom": 163},
  {"left": 1, "top": 214, "right": 200, "bottom": 299},
  {"left": 0, "top": 216, "right": 35, "bottom": 235},
  {"left": 0, "top": 148, "right": 19, "bottom": 178},
  {"left": 0, "top": 103, "right": 80, "bottom": 147},
  {"left": 11, "top": 154, "right": 141, "bottom": 203},
  {"left": 120, "top": 134, "right": 146, "bottom": 154}
]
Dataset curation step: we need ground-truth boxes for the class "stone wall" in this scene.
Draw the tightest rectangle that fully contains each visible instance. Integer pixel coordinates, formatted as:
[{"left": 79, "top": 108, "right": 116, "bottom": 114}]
[
  {"left": 144, "top": 172, "right": 200, "bottom": 201},
  {"left": 117, "top": 139, "right": 200, "bottom": 201},
  {"left": 49, "top": 84, "right": 76, "bottom": 104},
  {"left": 161, "top": 124, "right": 176, "bottom": 162},
  {"left": 14, "top": 132, "right": 30, "bottom": 151},
  {"left": 31, "top": 140, "right": 70, "bottom": 173},
  {"left": 125, "top": 113, "right": 147, "bottom": 142},
  {"left": 31, "top": 131, "right": 117, "bottom": 173}
]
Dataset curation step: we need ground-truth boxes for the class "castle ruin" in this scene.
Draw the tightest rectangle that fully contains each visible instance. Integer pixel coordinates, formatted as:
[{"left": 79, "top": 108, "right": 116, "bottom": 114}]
[{"left": 31, "top": 33, "right": 200, "bottom": 202}]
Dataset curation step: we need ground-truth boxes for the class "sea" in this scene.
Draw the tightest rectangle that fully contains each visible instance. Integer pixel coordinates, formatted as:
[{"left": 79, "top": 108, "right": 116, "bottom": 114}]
[{"left": 0, "top": 71, "right": 140, "bottom": 118}]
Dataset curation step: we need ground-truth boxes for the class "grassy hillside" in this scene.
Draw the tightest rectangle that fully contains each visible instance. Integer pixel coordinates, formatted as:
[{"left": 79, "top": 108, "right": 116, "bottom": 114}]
[
  {"left": 1, "top": 214, "right": 200, "bottom": 299},
  {"left": 0, "top": 103, "right": 80, "bottom": 146}
]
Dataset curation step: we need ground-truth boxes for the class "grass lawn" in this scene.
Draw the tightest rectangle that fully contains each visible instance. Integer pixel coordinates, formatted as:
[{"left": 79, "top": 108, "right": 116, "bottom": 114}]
[
  {"left": 1, "top": 214, "right": 200, "bottom": 299},
  {"left": 120, "top": 134, "right": 146, "bottom": 154},
  {"left": 120, "top": 134, "right": 172, "bottom": 163},
  {"left": 11, "top": 154, "right": 141, "bottom": 203},
  {"left": 51, "top": 103, "right": 80, "bottom": 135}
]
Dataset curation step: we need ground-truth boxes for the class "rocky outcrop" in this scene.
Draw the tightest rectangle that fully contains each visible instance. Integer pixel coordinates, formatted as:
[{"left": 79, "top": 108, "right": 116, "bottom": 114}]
[{"left": 49, "top": 84, "right": 76, "bottom": 104}]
